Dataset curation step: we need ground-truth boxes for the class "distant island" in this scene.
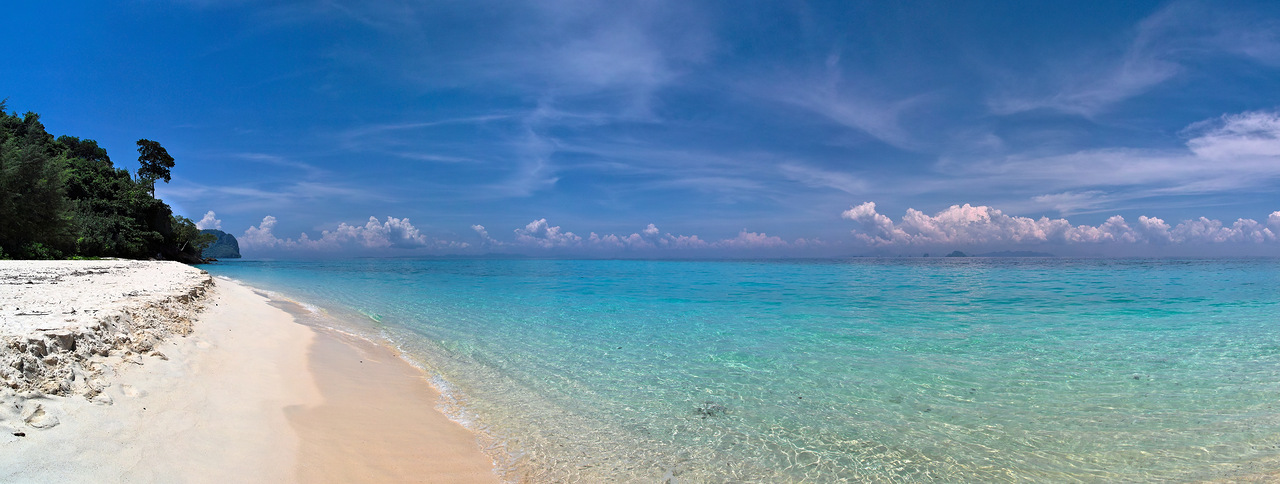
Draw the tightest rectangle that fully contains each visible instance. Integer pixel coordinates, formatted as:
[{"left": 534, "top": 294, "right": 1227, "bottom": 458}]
[
  {"left": 200, "top": 230, "right": 241, "bottom": 259},
  {"left": 0, "top": 101, "right": 213, "bottom": 263}
]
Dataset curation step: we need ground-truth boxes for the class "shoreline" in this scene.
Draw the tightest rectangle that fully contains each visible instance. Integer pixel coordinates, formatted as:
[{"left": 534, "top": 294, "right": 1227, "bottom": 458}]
[
  {"left": 0, "top": 261, "right": 497, "bottom": 482},
  {"left": 269, "top": 297, "right": 499, "bottom": 482}
]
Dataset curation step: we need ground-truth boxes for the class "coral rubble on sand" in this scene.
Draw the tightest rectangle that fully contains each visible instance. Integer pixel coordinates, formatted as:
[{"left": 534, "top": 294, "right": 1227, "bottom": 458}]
[{"left": 0, "top": 261, "right": 211, "bottom": 431}]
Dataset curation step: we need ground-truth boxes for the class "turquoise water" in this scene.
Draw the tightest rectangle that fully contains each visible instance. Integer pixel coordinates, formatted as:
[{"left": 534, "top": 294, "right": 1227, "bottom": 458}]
[{"left": 205, "top": 258, "right": 1280, "bottom": 482}]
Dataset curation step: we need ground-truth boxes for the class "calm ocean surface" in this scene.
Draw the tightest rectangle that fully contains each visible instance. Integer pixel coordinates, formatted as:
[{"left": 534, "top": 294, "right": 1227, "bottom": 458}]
[{"left": 204, "top": 258, "right": 1280, "bottom": 482}]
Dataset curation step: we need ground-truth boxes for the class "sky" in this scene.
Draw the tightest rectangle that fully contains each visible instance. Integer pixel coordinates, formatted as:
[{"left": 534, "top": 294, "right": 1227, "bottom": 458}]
[{"left": 5, "top": 0, "right": 1280, "bottom": 257}]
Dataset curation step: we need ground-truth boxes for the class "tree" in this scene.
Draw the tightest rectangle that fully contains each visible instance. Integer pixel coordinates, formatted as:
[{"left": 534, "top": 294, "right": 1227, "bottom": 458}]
[
  {"left": 59, "top": 135, "right": 111, "bottom": 166},
  {"left": 0, "top": 110, "right": 72, "bottom": 257},
  {"left": 62, "top": 138, "right": 157, "bottom": 258},
  {"left": 136, "top": 139, "right": 174, "bottom": 195},
  {"left": 170, "top": 215, "right": 216, "bottom": 255},
  {"left": 0, "top": 102, "right": 209, "bottom": 263}
]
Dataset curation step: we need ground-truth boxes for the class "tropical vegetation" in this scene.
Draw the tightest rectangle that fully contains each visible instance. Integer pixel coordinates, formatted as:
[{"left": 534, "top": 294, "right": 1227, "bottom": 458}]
[{"left": 0, "top": 100, "right": 213, "bottom": 262}]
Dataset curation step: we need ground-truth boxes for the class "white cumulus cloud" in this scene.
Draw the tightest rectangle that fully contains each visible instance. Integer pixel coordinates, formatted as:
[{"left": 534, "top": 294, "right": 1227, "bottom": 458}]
[
  {"left": 195, "top": 211, "right": 222, "bottom": 230},
  {"left": 471, "top": 224, "right": 504, "bottom": 247},
  {"left": 240, "top": 215, "right": 466, "bottom": 252},
  {"left": 582, "top": 223, "right": 712, "bottom": 250},
  {"left": 505, "top": 219, "right": 798, "bottom": 251},
  {"left": 514, "top": 219, "right": 583, "bottom": 248},
  {"left": 714, "top": 230, "right": 789, "bottom": 249},
  {"left": 241, "top": 215, "right": 281, "bottom": 248},
  {"left": 843, "top": 202, "right": 1279, "bottom": 246}
]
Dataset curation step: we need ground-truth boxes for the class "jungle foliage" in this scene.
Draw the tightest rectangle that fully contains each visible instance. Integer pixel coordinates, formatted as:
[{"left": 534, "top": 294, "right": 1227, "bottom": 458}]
[{"left": 0, "top": 101, "right": 213, "bottom": 262}]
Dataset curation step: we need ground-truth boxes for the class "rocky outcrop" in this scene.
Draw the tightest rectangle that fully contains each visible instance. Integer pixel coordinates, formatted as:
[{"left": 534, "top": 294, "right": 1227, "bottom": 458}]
[
  {"left": 200, "top": 229, "right": 241, "bottom": 259},
  {"left": 0, "top": 261, "right": 212, "bottom": 399}
]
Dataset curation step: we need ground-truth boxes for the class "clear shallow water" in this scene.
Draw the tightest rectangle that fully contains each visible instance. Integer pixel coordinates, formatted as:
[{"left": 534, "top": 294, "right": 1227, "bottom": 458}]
[{"left": 204, "top": 258, "right": 1280, "bottom": 482}]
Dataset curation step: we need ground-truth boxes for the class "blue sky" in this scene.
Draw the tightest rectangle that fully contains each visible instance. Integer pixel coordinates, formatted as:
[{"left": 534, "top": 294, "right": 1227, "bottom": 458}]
[{"left": 6, "top": 0, "right": 1280, "bottom": 256}]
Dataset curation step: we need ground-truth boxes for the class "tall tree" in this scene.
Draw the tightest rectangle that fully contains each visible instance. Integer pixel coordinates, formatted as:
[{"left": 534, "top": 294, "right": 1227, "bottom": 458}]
[
  {"left": 61, "top": 135, "right": 157, "bottom": 258},
  {"left": 135, "top": 138, "right": 174, "bottom": 195}
]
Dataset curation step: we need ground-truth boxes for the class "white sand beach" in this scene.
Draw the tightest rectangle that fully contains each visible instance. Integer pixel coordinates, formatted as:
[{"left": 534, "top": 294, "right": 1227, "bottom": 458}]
[{"left": 0, "top": 260, "right": 495, "bottom": 483}]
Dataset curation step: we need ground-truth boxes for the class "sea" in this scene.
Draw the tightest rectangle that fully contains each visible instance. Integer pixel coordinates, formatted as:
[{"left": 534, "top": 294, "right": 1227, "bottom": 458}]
[{"left": 202, "top": 257, "right": 1280, "bottom": 482}]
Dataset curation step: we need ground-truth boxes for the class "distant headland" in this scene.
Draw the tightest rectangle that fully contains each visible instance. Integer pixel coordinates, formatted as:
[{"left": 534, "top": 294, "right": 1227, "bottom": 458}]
[{"left": 200, "top": 230, "right": 241, "bottom": 259}]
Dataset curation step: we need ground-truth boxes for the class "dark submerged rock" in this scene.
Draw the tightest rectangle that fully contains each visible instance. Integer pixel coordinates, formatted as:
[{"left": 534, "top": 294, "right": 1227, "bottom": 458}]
[{"left": 694, "top": 400, "right": 728, "bottom": 419}]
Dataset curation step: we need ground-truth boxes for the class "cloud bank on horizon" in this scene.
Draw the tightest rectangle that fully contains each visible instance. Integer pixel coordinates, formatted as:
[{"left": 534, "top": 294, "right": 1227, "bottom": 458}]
[
  {"left": 6, "top": 0, "right": 1280, "bottom": 256},
  {"left": 224, "top": 202, "right": 1280, "bottom": 257},
  {"left": 842, "top": 203, "right": 1280, "bottom": 247},
  {"left": 240, "top": 215, "right": 466, "bottom": 251}
]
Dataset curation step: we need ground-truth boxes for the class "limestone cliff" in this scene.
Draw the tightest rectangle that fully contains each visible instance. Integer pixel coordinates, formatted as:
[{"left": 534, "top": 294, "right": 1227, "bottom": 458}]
[{"left": 200, "top": 230, "right": 241, "bottom": 259}]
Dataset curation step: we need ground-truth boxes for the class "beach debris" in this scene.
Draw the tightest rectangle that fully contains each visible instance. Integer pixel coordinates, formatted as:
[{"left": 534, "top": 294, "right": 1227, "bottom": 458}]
[
  {"left": 0, "top": 261, "right": 212, "bottom": 404},
  {"left": 11, "top": 431, "right": 24, "bottom": 437},
  {"left": 694, "top": 400, "right": 727, "bottom": 419}
]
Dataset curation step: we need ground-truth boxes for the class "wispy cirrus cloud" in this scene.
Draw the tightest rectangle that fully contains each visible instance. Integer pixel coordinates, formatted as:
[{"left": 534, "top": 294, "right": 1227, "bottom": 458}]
[
  {"left": 337, "top": 115, "right": 517, "bottom": 148},
  {"left": 987, "top": 0, "right": 1280, "bottom": 117},
  {"left": 1029, "top": 191, "right": 1110, "bottom": 216},
  {"left": 936, "top": 110, "right": 1280, "bottom": 213},
  {"left": 309, "top": 0, "right": 710, "bottom": 114},
  {"left": 758, "top": 49, "right": 931, "bottom": 151},
  {"left": 778, "top": 163, "right": 868, "bottom": 195},
  {"left": 159, "top": 177, "right": 399, "bottom": 222},
  {"left": 779, "top": 88, "right": 930, "bottom": 152},
  {"left": 310, "top": 0, "right": 715, "bottom": 200},
  {"left": 128, "top": 1, "right": 1280, "bottom": 252},
  {"left": 232, "top": 152, "right": 328, "bottom": 177}
]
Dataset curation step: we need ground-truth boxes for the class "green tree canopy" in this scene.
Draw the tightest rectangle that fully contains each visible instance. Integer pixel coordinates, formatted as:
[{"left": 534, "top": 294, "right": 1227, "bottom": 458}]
[
  {"left": 0, "top": 102, "right": 210, "bottom": 263},
  {"left": 59, "top": 135, "right": 111, "bottom": 166},
  {"left": 0, "top": 110, "right": 72, "bottom": 258},
  {"left": 136, "top": 138, "right": 174, "bottom": 195}
]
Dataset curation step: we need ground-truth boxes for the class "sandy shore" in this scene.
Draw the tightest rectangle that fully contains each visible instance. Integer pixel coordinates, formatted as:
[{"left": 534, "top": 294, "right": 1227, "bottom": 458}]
[{"left": 0, "top": 261, "right": 496, "bottom": 483}]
